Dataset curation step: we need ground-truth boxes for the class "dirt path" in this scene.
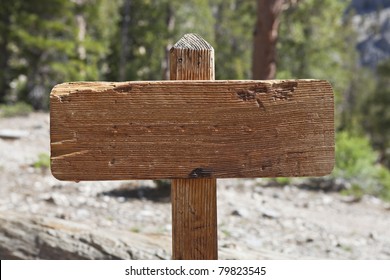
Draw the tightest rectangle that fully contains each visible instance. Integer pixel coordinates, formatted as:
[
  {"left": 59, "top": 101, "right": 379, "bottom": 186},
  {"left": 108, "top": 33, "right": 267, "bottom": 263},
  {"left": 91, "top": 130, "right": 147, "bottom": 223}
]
[{"left": 1, "top": 113, "right": 389, "bottom": 259}]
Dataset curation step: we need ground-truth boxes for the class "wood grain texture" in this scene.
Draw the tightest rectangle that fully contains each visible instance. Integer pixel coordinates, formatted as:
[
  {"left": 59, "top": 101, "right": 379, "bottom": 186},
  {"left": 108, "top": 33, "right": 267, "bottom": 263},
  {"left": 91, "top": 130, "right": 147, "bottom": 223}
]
[
  {"left": 170, "top": 33, "right": 214, "bottom": 80},
  {"left": 171, "top": 178, "right": 217, "bottom": 259},
  {"left": 170, "top": 33, "right": 217, "bottom": 260},
  {"left": 50, "top": 79, "right": 334, "bottom": 180}
]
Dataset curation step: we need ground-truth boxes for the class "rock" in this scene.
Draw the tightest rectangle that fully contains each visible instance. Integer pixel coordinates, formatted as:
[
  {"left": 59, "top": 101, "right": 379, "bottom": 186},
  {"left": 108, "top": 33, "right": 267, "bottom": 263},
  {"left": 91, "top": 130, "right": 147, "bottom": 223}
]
[
  {"left": 381, "top": 244, "right": 390, "bottom": 256},
  {"left": 300, "top": 202, "right": 309, "bottom": 208},
  {"left": 0, "top": 129, "right": 28, "bottom": 140},
  {"left": 0, "top": 211, "right": 171, "bottom": 260},
  {"left": 48, "top": 193, "right": 70, "bottom": 207},
  {"left": 231, "top": 210, "right": 241, "bottom": 216},
  {"left": 299, "top": 178, "right": 349, "bottom": 192},
  {"left": 42, "top": 194, "right": 55, "bottom": 204},
  {"left": 306, "top": 237, "right": 314, "bottom": 243},
  {"left": 368, "top": 196, "right": 382, "bottom": 205},
  {"left": 231, "top": 209, "right": 249, "bottom": 218},
  {"left": 296, "top": 235, "right": 315, "bottom": 245},
  {"left": 76, "top": 209, "right": 90, "bottom": 219},
  {"left": 322, "top": 195, "right": 333, "bottom": 205},
  {"left": 341, "top": 195, "right": 361, "bottom": 204},
  {"left": 260, "top": 208, "right": 280, "bottom": 219},
  {"left": 0, "top": 211, "right": 283, "bottom": 260},
  {"left": 253, "top": 186, "right": 263, "bottom": 194},
  {"left": 32, "top": 124, "right": 43, "bottom": 130}
]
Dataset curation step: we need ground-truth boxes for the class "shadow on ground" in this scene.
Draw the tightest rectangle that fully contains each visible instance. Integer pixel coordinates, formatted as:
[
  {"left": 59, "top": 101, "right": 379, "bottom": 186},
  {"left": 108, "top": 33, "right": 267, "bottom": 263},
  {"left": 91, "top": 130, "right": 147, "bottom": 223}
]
[{"left": 100, "top": 181, "right": 171, "bottom": 203}]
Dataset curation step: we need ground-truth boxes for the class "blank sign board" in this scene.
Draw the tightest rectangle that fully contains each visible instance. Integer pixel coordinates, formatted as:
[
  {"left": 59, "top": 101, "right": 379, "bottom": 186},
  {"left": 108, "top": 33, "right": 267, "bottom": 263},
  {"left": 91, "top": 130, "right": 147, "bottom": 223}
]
[{"left": 50, "top": 79, "right": 334, "bottom": 180}]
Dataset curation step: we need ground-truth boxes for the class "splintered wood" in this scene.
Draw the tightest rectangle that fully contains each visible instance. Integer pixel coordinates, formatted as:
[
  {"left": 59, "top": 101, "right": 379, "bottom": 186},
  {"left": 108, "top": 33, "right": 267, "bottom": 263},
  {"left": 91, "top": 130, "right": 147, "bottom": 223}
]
[{"left": 50, "top": 79, "right": 334, "bottom": 180}]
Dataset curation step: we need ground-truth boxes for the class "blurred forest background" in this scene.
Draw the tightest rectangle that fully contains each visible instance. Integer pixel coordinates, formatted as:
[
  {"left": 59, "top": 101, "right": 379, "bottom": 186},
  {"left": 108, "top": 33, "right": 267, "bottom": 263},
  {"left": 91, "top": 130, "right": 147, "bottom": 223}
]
[{"left": 0, "top": 0, "right": 390, "bottom": 200}]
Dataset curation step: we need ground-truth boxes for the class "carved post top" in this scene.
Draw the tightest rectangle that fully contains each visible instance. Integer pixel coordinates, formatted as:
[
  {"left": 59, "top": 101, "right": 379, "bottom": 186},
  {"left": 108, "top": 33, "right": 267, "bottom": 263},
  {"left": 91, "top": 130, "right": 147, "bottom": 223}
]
[
  {"left": 171, "top": 33, "right": 213, "bottom": 51},
  {"left": 170, "top": 33, "right": 214, "bottom": 80}
]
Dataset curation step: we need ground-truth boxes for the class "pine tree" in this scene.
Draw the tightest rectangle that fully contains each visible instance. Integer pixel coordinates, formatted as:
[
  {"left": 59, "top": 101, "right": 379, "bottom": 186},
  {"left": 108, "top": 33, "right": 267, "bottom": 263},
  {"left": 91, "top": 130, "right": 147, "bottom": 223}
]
[
  {"left": 212, "top": 0, "right": 255, "bottom": 80},
  {"left": 106, "top": 0, "right": 215, "bottom": 82},
  {"left": 363, "top": 60, "right": 390, "bottom": 167},
  {"left": 276, "top": 0, "right": 365, "bottom": 130},
  {"left": 252, "top": 0, "right": 283, "bottom": 80},
  {"left": 0, "top": 0, "right": 120, "bottom": 109},
  {"left": 0, "top": 0, "right": 22, "bottom": 103}
]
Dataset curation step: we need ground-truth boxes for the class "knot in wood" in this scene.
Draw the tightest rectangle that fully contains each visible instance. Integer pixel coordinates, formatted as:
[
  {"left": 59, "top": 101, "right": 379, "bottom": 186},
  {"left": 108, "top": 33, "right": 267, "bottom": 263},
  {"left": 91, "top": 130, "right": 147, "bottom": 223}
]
[{"left": 189, "top": 168, "right": 213, "bottom": 178}]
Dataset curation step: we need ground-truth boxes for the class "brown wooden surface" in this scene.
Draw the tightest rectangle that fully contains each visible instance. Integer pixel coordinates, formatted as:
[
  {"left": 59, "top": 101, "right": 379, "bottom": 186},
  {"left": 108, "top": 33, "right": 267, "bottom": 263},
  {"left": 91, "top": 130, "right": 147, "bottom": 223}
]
[
  {"left": 170, "top": 33, "right": 214, "bottom": 80},
  {"left": 170, "top": 33, "right": 217, "bottom": 260},
  {"left": 171, "top": 178, "right": 217, "bottom": 260},
  {"left": 50, "top": 79, "right": 334, "bottom": 180}
]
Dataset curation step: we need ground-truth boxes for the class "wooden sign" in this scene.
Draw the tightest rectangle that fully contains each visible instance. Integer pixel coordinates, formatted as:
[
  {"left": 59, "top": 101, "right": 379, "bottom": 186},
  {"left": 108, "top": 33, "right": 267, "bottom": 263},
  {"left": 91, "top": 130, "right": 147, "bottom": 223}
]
[
  {"left": 50, "top": 33, "right": 335, "bottom": 260},
  {"left": 50, "top": 79, "right": 334, "bottom": 181}
]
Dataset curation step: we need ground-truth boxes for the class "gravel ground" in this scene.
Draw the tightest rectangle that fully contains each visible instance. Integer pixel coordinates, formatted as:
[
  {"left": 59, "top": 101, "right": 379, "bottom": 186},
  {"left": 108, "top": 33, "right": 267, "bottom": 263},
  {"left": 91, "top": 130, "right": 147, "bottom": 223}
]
[{"left": 1, "top": 113, "right": 390, "bottom": 259}]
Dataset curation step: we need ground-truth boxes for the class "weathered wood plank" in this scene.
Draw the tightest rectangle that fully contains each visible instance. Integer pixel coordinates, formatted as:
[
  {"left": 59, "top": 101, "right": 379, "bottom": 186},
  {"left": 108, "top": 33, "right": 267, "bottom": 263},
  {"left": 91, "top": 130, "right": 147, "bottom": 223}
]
[{"left": 50, "top": 79, "right": 334, "bottom": 180}]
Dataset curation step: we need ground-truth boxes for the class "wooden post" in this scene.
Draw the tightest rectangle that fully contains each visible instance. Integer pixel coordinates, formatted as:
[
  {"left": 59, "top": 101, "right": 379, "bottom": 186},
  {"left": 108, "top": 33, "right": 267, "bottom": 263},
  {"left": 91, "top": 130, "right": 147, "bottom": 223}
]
[{"left": 170, "top": 34, "right": 218, "bottom": 260}]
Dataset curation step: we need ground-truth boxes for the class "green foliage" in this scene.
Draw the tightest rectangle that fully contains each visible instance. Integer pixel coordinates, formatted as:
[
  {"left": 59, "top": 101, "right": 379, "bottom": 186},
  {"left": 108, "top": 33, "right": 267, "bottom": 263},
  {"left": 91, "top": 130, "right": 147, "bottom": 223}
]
[
  {"left": 334, "top": 132, "right": 377, "bottom": 179},
  {"left": 174, "top": 0, "right": 215, "bottom": 44},
  {"left": 341, "top": 183, "right": 365, "bottom": 199},
  {"left": 130, "top": 227, "right": 140, "bottom": 233},
  {"left": 112, "top": 0, "right": 173, "bottom": 81},
  {"left": 33, "top": 153, "right": 50, "bottom": 169},
  {"left": 276, "top": 1, "right": 390, "bottom": 200},
  {"left": 0, "top": 0, "right": 19, "bottom": 103},
  {"left": 277, "top": 0, "right": 373, "bottom": 131},
  {"left": 278, "top": 0, "right": 350, "bottom": 80},
  {"left": 106, "top": 0, "right": 217, "bottom": 82},
  {"left": 1, "top": 0, "right": 121, "bottom": 109},
  {"left": 274, "top": 177, "right": 291, "bottom": 185},
  {"left": 363, "top": 60, "right": 390, "bottom": 168},
  {"left": 0, "top": 102, "right": 33, "bottom": 118},
  {"left": 212, "top": 0, "right": 255, "bottom": 79},
  {"left": 376, "top": 166, "right": 390, "bottom": 201},
  {"left": 333, "top": 131, "right": 390, "bottom": 200}
]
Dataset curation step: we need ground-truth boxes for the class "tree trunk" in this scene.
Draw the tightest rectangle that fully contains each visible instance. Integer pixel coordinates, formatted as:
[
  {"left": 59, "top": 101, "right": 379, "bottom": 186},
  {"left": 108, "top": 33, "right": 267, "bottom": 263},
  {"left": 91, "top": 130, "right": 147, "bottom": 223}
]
[
  {"left": 75, "top": 0, "right": 87, "bottom": 61},
  {"left": 119, "top": 0, "right": 131, "bottom": 81},
  {"left": 76, "top": 1, "right": 87, "bottom": 79},
  {"left": 162, "top": 4, "right": 175, "bottom": 80},
  {"left": 252, "top": 0, "right": 283, "bottom": 80},
  {"left": 0, "top": 5, "right": 12, "bottom": 103}
]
